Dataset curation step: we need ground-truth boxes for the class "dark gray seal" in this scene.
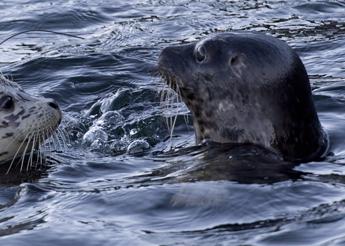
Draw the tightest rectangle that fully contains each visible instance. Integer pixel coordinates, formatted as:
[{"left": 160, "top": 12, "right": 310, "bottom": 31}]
[{"left": 158, "top": 32, "right": 328, "bottom": 162}]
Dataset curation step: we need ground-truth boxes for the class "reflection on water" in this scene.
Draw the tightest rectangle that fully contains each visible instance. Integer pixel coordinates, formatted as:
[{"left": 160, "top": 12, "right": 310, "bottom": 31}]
[{"left": 0, "top": 0, "right": 345, "bottom": 245}]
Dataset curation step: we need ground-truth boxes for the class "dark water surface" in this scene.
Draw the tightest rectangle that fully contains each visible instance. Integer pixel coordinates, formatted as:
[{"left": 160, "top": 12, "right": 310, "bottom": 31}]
[{"left": 1, "top": 0, "right": 345, "bottom": 245}]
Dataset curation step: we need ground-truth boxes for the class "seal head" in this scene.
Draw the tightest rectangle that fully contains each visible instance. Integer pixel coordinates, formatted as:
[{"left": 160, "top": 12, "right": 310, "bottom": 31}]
[
  {"left": 158, "top": 32, "right": 328, "bottom": 162},
  {"left": 0, "top": 75, "right": 62, "bottom": 164}
]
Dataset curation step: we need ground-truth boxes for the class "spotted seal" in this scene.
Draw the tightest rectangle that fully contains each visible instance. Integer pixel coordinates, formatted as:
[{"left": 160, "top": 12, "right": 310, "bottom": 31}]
[
  {"left": 0, "top": 75, "right": 61, "bottom": 167},
  {"left": 158, "top": 32, "right": 328, "bottom": 162}
]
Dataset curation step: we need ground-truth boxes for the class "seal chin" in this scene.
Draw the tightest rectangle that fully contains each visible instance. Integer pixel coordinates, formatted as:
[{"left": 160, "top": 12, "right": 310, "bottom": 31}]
[{"left": 158, "top": 32, "right": 328, "bottom": 162}]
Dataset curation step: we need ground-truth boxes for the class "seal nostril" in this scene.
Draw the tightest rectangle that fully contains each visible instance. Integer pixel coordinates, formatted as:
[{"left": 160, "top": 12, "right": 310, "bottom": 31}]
[
  {"left": 230, "top": 55, "right": 239, "bottom": 66},
  {"left": 48, "top": 101, "right": 59, "bottom": 110}
]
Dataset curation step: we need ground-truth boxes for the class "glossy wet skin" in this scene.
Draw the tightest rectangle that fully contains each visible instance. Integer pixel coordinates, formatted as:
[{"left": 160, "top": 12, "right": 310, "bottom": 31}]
[
  {"left": 0, "top": 76, "right": 62, "bottom": 164},
  {"left": 158, "top": 32, "right": 328, "bottom": 162}
]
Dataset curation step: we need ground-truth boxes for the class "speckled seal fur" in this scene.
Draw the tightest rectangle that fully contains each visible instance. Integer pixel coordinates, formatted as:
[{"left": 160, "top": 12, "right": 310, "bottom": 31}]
[
  {"left": 158, "top": 32, "right": 328, "bottom": 162},
  {"left": 0, "top": 75, "right": 61, "bottom": 165}
]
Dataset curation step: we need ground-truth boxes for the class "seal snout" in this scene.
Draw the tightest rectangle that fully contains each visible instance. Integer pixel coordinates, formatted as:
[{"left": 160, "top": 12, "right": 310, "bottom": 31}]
[
  {"left": 158, "top": 46, "right": 177, "bottom": 70},
  {"left": 159, "top": 44, "right": 193, "bottom": 72},
  {"left": 45, "top": 99, "right": 62, "bottom": 125}
]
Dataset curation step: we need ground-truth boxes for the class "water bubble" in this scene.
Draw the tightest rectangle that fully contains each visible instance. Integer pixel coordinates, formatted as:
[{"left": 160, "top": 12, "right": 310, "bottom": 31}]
[
  {"left": 127, "top": 139, "right": 150, "bottom": 155},
  {"left": 82, "top": 126, "right": 108, "bottom": 146}
]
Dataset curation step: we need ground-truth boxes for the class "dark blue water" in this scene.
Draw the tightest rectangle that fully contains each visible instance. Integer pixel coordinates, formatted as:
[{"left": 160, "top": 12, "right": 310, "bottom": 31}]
[{"left": 1, "top": 0, "right": 345, "bottom": 245}]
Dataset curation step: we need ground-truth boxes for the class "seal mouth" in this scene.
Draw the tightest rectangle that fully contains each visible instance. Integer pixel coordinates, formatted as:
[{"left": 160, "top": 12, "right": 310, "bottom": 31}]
[
  {"left": 6, "top": 119, "right": 63, "bottom": 173},
  {"left": 158, "top": 67, "right": 196, "bottom": 100},
  {"left": 16, "top": 121, "right": 61, "bottom": 148},
  {"left": 158, "top": 64, "right": 181, "bottom": 90}
]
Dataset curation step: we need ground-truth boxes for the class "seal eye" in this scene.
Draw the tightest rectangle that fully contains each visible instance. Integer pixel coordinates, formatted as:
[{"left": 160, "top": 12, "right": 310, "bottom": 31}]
[
  {"left": 195, "top": 46, "right": 207, "bottom": 63},
  {"left": 0, "top": 96, "right": 14, "bottom": 110}
]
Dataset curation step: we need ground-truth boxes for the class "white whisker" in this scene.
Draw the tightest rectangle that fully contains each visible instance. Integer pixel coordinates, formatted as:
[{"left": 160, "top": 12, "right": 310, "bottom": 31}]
[
  {"left": 27, "top": 132, "right": 36, "bottom": 171},
  {"left": 20, "top": 132, "right": 33, "bottom": 172},
  {"left": 58, "top": 128, "right": 67, "bottom": 149},
  {"left": 6, "top": 132, "right": 30, "bottom": 174}
]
